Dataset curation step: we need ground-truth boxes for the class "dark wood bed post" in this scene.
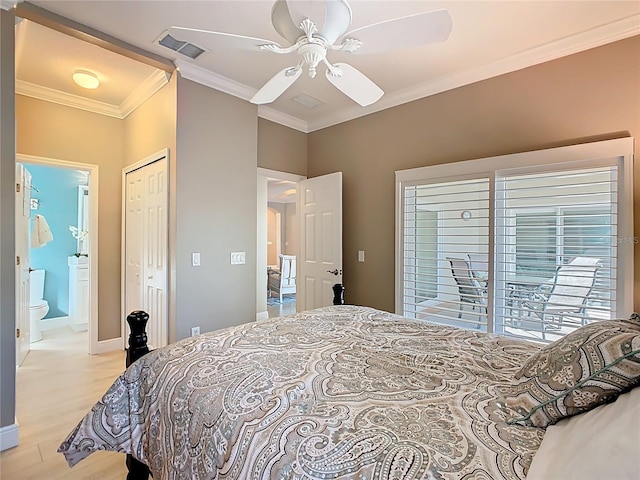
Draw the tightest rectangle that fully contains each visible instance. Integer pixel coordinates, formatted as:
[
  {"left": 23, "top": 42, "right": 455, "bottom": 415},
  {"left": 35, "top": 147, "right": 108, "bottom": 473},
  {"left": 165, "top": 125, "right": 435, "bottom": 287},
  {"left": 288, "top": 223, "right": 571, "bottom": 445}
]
[
  {"left": 332, "top": 283, "right": 345, "bottom": 305},
  {"left": 125, "top": 310, "right": 152, "bottom": 480}
]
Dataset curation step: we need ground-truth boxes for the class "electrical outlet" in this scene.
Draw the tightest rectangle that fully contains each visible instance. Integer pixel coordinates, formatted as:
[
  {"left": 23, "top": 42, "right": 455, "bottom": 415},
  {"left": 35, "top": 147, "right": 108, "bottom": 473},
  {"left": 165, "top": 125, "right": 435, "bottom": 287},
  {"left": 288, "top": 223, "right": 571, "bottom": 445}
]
[{"left": 191, "top": 326, "right": 200, "bottom": 336}]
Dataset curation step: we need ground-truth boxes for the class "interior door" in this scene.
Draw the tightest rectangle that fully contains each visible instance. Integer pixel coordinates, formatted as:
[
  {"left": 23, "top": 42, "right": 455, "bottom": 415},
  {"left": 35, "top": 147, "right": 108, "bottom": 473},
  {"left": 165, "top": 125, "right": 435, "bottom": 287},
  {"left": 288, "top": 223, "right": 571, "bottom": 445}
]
[
  {"left": 125, "top": 168, "right": 143, "bottom": 326},
  {"left": 124, "top": 155, "right": 168, "bottom": 349},
  {"left": 15, "top": 163, "right": 31, "bottom": 365},
  {"left": 297, "top": 172, "right": 343, "bottom": 311}
]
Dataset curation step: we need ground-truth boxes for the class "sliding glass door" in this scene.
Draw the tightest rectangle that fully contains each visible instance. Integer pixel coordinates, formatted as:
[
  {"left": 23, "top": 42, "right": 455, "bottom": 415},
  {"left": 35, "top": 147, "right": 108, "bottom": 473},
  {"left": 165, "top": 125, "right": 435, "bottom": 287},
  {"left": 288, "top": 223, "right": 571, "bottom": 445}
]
[{"left": 396, "top": 139, "right": 633, "bottom": 342}]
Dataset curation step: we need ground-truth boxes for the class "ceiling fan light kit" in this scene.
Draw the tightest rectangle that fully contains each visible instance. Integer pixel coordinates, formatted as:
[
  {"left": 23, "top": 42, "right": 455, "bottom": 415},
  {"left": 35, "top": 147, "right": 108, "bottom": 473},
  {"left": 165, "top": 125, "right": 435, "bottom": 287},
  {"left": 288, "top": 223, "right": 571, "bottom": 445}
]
[{"left": 168, "top": 0, "right": 452, "bottom": 107}]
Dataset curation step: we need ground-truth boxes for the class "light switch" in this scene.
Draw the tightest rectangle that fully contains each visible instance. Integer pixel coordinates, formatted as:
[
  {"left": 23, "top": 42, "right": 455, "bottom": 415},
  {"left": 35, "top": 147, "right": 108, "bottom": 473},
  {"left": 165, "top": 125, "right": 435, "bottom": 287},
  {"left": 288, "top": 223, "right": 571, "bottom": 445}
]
[
  {"left": 192, "top": 252, "right": 200, "bottom": 267},
  {"left": 231, "top": 251, "right": 246, "bottom": 265},
  {"left": 358, "top": 250, "right": 365, "bottom": 262}
]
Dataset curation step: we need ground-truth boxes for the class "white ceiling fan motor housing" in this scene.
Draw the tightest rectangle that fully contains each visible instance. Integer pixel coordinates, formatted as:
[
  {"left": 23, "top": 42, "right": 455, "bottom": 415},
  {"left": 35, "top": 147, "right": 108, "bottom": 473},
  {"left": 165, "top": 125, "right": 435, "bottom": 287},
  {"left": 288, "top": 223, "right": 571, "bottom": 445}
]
[{"left": 298, "top": 43, "right": 328, "bottom": 78}]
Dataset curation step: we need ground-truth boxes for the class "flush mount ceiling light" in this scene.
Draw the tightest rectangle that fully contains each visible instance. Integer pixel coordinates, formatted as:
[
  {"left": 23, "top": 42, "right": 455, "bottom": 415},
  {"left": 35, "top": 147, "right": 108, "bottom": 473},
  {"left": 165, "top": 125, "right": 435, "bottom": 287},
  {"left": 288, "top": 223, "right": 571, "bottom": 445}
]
[{"left": 72, "top": 70, "right": 99, "bottom": 89}]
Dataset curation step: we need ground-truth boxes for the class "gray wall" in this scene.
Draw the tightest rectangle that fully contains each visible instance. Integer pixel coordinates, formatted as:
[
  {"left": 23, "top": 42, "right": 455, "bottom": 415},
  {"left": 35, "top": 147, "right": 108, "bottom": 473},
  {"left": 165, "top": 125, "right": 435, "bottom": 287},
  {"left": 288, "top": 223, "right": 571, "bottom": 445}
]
[
  {"left": 0, "top": 6, "right": 16, "bottom": 438},
  {"left": 173, "top": 77, "right": 258, "bottom": 340},
  {"left": 257, "top": 118, "right": 307, "bottom": 176}
]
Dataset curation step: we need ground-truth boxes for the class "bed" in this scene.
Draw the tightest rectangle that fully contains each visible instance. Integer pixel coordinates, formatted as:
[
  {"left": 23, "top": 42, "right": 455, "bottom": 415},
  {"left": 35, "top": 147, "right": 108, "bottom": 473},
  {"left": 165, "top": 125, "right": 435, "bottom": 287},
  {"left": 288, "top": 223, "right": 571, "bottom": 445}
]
[{"left": 58, "top": 305, "right": 640, "bottom": 479}]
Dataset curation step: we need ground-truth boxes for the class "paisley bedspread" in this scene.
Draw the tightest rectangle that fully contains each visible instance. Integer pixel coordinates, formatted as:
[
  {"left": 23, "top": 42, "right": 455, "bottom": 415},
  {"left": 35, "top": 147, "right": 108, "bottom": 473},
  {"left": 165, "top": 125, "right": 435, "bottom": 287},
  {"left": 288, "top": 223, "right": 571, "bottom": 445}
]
[{"left": 58, "top": 305, "right": 545, "bottom": 479}]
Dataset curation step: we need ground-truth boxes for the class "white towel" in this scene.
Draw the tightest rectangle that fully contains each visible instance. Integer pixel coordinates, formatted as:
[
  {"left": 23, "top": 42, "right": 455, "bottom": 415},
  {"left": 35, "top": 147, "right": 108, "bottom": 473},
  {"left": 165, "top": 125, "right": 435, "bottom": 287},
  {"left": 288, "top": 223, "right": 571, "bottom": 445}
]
[{"left": 31, "top": 214, "right": 54, "bottom": 248}]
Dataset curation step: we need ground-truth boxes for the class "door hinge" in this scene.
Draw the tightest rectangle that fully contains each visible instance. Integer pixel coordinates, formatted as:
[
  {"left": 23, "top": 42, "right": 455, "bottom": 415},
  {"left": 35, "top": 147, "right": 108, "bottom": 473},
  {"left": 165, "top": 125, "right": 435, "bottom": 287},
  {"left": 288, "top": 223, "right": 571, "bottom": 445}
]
[
  {"left": 16, "top": 328, "right": 20, "bottom": 338},
  {"left": 16, "top": 183, "right": 20, "bottom": 193},
  {"left": 16, "top": 256, "right": 20, "bottom": 266}
]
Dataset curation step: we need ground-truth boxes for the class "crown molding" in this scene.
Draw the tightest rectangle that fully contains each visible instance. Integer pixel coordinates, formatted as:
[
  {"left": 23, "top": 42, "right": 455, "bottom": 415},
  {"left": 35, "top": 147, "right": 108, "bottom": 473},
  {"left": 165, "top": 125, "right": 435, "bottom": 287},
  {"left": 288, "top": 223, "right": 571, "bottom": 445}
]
[
  {"left": 16, "top": 69, "right": 171, "bottom": 119},
  {"left": 258, "top": 106, "right": 309, "bottom": 133},
  {"left": 120, "top": 69, "right": 171, "bottom": 117},
  {"left": 175, "top": 59, "right": 311, "bottom": 132},
  {"left": 16, "top": 79, "right": 123, "bottom": 117},
  {"left": 0, "top": 0, "right": 20, "bottom": 11},
  {"left": 305, "top": 14, "right": 640, "bottom": 132},
  {"left": 174, "top": 58, "right": 255, "bottom": 101}
]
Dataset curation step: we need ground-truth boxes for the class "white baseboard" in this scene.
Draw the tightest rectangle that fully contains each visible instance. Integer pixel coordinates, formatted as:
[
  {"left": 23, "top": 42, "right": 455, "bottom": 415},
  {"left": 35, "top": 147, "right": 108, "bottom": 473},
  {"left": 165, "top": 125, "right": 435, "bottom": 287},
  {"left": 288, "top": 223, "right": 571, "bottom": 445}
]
[
  {"left": 96, "top": 337, "right": 123, "bottom": 354},
  {"left": 256, "top": 310, "right": 269, "bottom": 322},
  {"left": 39, "top": 316, "right": 69, "bottom": 331},
  {"left": 69, "top": 321, "right": 88, "bottom": 333},
  {"left": 0, "top": 423, "right": 19, "bottom": 452}
]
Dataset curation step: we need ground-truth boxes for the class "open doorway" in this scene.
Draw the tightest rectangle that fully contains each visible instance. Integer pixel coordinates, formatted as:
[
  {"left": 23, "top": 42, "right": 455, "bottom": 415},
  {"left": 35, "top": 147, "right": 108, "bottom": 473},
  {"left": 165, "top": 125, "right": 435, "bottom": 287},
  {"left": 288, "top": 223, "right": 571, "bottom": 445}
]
[
  {"left": 257, "top": 168, "right": 305, "bottom": 320},
  {"left": 16, "top": 154, "right": 99, "bottom": 358}
]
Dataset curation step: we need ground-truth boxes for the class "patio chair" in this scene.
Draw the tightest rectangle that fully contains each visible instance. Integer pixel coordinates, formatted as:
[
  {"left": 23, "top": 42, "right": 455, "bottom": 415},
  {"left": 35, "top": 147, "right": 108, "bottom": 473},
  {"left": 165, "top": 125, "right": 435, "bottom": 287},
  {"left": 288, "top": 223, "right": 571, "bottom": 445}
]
[
  {"left": 447, "top": 257, "right": 487, "bottom": 323},
  {"left": 467, "top": 253, "right": 489, "bottom": 286},
  {"left": 522, "top": 261, "right": 600, "bottom": 338}
]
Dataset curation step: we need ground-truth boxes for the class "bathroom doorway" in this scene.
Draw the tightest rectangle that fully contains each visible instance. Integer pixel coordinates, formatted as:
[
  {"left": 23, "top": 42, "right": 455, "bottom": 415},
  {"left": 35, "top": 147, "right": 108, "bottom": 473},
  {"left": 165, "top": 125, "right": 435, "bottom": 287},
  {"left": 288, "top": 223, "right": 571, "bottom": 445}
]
[{"left": 16, "top": 154, "right": 99, "bottom": 356}]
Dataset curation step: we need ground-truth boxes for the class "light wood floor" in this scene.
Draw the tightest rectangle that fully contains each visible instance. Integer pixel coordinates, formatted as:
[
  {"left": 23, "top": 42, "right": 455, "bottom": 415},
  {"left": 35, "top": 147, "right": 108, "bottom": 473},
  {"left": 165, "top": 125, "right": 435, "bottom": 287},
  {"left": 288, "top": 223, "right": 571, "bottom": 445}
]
[
  {"left": 266, "top": 294, "right": 297, "bottom": 318},
  {"left": 0, "top": 327, "right": 129, "bottom": 479}
]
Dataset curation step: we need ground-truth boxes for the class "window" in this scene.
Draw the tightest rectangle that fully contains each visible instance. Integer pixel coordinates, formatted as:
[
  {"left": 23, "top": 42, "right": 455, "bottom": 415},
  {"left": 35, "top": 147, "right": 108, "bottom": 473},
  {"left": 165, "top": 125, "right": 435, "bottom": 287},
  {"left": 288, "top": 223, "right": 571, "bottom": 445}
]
[{"left": 396, "top": 138, "right": 634, "bottom": 342}]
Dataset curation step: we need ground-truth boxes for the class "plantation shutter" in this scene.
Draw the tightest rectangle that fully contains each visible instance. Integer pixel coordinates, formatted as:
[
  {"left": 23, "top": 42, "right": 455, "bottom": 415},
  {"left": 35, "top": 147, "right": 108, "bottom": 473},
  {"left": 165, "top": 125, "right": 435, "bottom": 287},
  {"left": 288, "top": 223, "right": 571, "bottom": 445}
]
[
  {"left": 493, "top": 166, "right": 617, "bottom": 341},
  {"left": 401, "top": 178, "right": 490, "bottom": 330}
]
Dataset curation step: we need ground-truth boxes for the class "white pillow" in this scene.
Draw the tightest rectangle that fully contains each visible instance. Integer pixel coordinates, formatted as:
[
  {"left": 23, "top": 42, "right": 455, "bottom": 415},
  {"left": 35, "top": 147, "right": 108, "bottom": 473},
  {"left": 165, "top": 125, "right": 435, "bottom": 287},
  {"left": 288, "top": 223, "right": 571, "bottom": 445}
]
[{"left": 527, "top": 387, "right": 640, "bottom": 480}]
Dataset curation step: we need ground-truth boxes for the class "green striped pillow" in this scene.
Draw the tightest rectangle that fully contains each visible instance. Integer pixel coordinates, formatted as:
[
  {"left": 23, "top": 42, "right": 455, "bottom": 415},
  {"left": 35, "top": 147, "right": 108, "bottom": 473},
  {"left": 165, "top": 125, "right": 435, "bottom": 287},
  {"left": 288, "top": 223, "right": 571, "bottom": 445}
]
[{"left": 502, "top": 314, "right": 640, "bottom": 428}]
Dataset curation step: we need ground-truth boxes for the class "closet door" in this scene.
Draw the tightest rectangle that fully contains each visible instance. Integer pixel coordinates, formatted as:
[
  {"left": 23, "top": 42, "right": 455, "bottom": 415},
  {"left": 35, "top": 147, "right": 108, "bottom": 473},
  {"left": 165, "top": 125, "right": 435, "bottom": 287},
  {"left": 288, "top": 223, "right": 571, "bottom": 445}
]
[{"left": 124, "top": 153, "right": 168, "bottom": 349}]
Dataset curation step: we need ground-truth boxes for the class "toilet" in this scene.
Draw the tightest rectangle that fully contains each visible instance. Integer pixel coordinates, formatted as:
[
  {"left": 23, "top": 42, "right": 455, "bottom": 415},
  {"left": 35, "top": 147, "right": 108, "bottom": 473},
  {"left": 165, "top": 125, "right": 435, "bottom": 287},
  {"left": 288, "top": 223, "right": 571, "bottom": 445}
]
[{"left": 30, "top": 269, "right": 49, "bottom": 343}]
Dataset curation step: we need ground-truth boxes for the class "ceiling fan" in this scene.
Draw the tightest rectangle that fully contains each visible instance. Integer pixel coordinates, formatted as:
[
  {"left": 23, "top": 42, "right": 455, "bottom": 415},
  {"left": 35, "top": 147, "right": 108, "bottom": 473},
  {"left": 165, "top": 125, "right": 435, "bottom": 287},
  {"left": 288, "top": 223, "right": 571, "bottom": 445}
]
[{"left": 167, "top": 0, "right": 453, "bottom": 107}]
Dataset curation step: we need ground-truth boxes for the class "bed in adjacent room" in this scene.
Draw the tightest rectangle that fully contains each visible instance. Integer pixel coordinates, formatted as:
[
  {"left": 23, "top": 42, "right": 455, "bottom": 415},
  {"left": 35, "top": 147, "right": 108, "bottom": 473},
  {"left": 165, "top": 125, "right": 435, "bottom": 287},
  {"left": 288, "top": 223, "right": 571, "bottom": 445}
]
[{"left": 58, "top": 305, "right": 640, "bottom": 479}]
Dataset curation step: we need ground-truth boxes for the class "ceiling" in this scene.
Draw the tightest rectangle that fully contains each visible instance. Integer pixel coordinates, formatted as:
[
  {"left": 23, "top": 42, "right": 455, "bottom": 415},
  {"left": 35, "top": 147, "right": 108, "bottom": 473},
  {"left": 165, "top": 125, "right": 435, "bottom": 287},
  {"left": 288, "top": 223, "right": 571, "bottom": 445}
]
[{"left": 12, "top": 1, "right": 640, "bottom": 134}]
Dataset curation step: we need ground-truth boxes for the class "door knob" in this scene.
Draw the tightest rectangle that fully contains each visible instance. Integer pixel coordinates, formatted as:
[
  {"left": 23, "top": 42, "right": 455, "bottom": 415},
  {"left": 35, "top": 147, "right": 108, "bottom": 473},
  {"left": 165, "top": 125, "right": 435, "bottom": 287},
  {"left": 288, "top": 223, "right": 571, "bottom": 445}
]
[{"left": 326, "top": 269, "right": 342, "bottom": 276}]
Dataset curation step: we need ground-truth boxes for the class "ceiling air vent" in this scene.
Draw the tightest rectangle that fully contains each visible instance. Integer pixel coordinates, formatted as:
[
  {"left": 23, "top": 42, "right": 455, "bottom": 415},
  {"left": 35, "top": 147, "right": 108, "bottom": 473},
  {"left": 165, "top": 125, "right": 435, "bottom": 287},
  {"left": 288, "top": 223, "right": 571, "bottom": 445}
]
[
  {"left": 156, "top": 32, "right": 207, "bottom": 60},
  {"left": 291, "top": 94, "right": 324, "bottom": 109}
]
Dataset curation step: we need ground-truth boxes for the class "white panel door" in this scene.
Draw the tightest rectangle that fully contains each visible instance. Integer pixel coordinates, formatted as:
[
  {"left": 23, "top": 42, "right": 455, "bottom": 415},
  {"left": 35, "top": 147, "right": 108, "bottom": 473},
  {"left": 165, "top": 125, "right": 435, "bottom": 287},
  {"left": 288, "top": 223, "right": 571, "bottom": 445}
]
[
  {"left": 125, "top": 170, "right": 143, "bottom": 320},
  {"left": 15, "top": 164, "right": 31, "bottom": 365},
  {"left": 142, "top": 158, "right": 168, "bottom": 349},
  {"left": 124, "top": 155, "right": 168, "bottom": 349},
  {"left": 297, "top": 172, "right": 342, "bottom": 311}
]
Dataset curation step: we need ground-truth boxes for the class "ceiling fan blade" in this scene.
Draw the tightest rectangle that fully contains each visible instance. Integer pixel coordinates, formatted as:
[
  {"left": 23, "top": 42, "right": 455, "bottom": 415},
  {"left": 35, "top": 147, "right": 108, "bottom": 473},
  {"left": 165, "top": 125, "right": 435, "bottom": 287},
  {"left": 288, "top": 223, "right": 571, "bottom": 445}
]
[
  {"left": 325, "top": 63, "right": 383, "bottom": 107},
  {"left": 251, "top": 67, "right": 302, "bottom": 104},
  {"left": 270, "top": 0, "right": 302, "bottom": 45},
  {"left": 168, "top": 26, "right": 281, "bottom": 52},
  {"left": 318, "top": 0, "right": 352, "bottom": 45},
  {"left": 343, "top": 9, "right": 452, "bottom": 55}
]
